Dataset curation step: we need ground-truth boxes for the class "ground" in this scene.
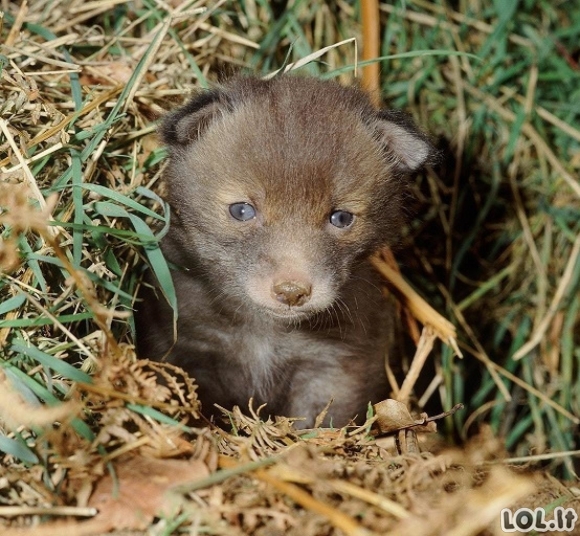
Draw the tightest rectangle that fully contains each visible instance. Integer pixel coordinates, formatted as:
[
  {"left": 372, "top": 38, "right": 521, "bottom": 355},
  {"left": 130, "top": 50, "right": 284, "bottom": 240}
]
[{"left": 0, "top": 0, "right": 579, "bottom": 534}]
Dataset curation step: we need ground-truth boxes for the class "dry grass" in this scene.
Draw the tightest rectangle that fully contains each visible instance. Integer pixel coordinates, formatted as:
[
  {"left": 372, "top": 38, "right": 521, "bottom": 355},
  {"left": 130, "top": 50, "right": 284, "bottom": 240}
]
[{"left": 1, "top": 0, "right": 579, "bottom": 534}]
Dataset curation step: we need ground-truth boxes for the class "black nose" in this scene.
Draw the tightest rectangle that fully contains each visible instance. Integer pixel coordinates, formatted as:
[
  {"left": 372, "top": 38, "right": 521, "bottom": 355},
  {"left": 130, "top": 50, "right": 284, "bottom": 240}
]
[{"left": 272, "top": 281, "right": 312, "bottom": 307}]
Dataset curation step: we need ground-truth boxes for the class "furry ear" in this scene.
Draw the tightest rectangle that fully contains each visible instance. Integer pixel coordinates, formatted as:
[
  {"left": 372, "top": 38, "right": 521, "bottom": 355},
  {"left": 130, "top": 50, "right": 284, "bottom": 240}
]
[
  {"left": 160, "top": 89, "right": 226, "bottom": 146},
  {"left": 373, "top": 110, "right": 435, "bottom": 173}
]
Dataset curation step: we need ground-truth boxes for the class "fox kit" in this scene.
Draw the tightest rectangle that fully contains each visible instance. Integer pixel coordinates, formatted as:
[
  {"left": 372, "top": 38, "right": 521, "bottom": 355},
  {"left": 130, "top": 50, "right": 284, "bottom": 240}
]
[{"left": 135, "top": 75, "right": 434, "bottom": 428}]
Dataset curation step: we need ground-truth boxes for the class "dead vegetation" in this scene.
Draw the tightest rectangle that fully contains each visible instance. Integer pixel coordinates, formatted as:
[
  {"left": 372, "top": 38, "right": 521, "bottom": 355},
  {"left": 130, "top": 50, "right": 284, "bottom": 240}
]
[{"left": 1, "top": 0, "right": 579, "bottom": 534}]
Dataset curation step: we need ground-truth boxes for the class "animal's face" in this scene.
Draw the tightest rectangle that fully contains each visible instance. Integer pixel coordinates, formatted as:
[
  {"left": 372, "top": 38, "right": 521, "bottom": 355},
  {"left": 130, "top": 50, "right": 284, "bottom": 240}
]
[{"left": 161, "top": 76, "right": 433, "bottom": 319}]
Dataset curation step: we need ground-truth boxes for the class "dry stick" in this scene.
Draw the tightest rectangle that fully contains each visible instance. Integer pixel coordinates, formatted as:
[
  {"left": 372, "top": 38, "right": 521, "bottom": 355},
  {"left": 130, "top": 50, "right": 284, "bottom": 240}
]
[
  {"left": 462, "top": 400, "right": 499, "bottom": 436},
  {"left": 0, "top": 272, "right": 44, "bottom": 296},
  {"left": 417, "top": 372, "right": 443, "bottom": 408},
  {"left": 132, "top": 0, "right": 222, "bottom": 61},
  {"left": 507, "top": 89, "right": 580, "bottom": 143},
  {"left": 2, "top": 143, "right": 64, "bottom": 174},
  {"left": 5, "top": 0, "right": 28, "bottom": 46},
  {"left": 0, "top": 120, "right": 61, "bottom": 243},
  {"left": 1, "top": 521, "right": 101, "bottom": 536},
  {"left": 266, "top": 38, "right": 357, "bottom": 79},
  {"left": 508, "top": 153, "right": 547, "bottom": 296},
  {"left": 9, "top": 33, "right": 80, "bottom": 57},
  {"left": 385, "top": 361, "right": 401, "bottom": 398},
  {"left": 8, "top": 282, "right": 97, "bottom": 360},
  {"left": 424, "top": 270, "right": 512, "bottom": 401},
  {"left": 102, "top": 435, "right": 152, "bottom": 463},
  {"left": 43, "top": 232, "right": 122, "bottom": 357},
  {"left": 458, "top": 80, "right": 580, "bottom": 198},
  {"left": 513, "top": 233, "right": 580, "bottom": 360},
  {"left": 523, "top": 64, "right": 539, "bottom": 117},
  {"left": 28, "top": 86, "right": 122, "bottom": 146},
  {"left": 0, "top": 86, "right": 123, "bottom": 170},
  {"left": 53, "top": 2, "right": 130, "bottom": 33},
  {"left": 379, "top": 245, "right": 422, "bottom": 345},
  {"left": 384, "top": 0, "right": 533, "bottom": 48},
  {"left": 508, "top": 153, "right": 549, "bottom": 329},
  {"left": 497, "top": 449, "right": 580, "bottom": 465},
  {"left": 0, "top": 271, "right": 38, "bottom": 347},
  {"left": 446, "top": 52, "right": 469, "bottom": 275},
  {"left": 360, "top": 0, "right": 381, "bottom": 106},
  {"left": 0, "top": 506, "right": 96, "bottom": 518},
  {"left": 123, "top": 18, "right": 172, "bottom": 112},
  {"left": 69, "top": 0, "right": 131, "bottom": 14},
  {"left": 16, "top": 69, "right": 80, "bottom": 77},
  {"left": 219, "top": 457, "right": 373, "bottom": 536},
  {"left": 328, "top": 480, "right": 410, "bottom": 520},
  {"left": 0, "top": 119, "right": 47, "bottom": 213},
  {"left": 397, "top": 326, "right": 436, "bottom": 404},
  {"left": 0, "top": 374, "right": 79, "bottom": 429},
  {"left": 517, "top": 66, "right": 548, "bottom": 320},
  {"left": 195, "top": 20, "right": 261, "bottom": 50},
  {"left": 78, "top": 381, "right": 199, "bottom": 416},
  {"left": 431, "top": 257, "right": 580, "bottom": 422},
  {"left": 7, "top": 33, "right": 80, "bottom": 67},
  {"left": 2, "top": 45, "right": 81, "bottom": 70},
  {"left": 458, "top": 340, "right": 580, "bottom": 424},
  {"left": 371, "top": 250, "right": 460, "bottom": 354},
  {"left": 83, "top": 139, "right": 109, "bottom": 185},
  {"left": 271, "top": 464, "right": 410, "bottom": 520}
]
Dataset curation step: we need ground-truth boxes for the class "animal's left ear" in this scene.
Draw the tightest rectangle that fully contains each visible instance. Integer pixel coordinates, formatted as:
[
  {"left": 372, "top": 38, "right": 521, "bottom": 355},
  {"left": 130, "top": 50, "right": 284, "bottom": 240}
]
[{"left": 372, "top": 110, "right": 436, "bottom": 173}]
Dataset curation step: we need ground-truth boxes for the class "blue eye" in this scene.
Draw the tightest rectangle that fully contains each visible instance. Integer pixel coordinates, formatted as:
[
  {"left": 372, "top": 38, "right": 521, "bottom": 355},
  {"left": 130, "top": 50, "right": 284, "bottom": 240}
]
[
  {"left": 229, "top": 202, "right": 256, "bottom": 221},
  {"left": 330, "top": 210, "right": 354, "bottom": 228}
]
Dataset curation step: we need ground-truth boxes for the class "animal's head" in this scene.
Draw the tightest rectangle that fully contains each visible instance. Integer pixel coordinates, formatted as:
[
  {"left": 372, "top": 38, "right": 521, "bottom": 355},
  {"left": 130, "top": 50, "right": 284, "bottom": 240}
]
[{"left": 160, "top": 76, "right": 434, "bottom": 319}]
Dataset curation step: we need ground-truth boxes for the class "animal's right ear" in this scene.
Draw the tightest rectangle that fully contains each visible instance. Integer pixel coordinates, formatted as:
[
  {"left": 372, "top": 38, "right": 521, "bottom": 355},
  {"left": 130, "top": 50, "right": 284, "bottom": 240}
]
[
  {"left": 372, "top": 110, "right": 436, "bottom": 173},
  {"left": 160, "top": 89, "right": 226, "bottom": 146}
]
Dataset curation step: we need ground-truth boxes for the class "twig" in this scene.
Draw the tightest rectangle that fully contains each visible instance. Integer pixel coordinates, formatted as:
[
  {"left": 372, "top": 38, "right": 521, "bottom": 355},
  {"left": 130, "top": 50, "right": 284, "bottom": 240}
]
[
  {"left": 123, "top": 18, "right": 172, "bottom": 112},
  {"left": 371, "top": 249, "right": 461, "bottom": 355},
  {"left": 77, "top": 381, "right": 199, "bottom": 417},
  {"left": 384, "top": 0, "right": 533, "bottom": 48},
  {"left": 0, "top": 119, "right": 50, "bottom": 220},
  {"left": 458, "top": 341, "right": 580, "bottom": 424},
  {"left": 360, "top": 0, "right": 380, "bottom": 105},
  {"left": 4, "top": 0, "right": 28, "bottom": 46},
  {"left": 397, "top": 326, "right": 436, "bottom": 404},
  {"left": 9, "top": 283, "right": 97, "bottom": 360},
  {"left": 513, "top": 234, "right": 580, "bottom": 360},
  {"left": 265, "top": 38, "right": 357, "bottom": 79},
  {"left": 174, "top": 455, "right": 279, "bottom": 493},
  {"left": 218, "top": 456, "right": 374, "bottom": 536},
  {"left": 0, "top": 506, "right": 97, "bottom": 518},
  {"left": 458, "top": 79, "right": 580, "bottom": 198},
  {"left": 496, "top": 450, "right": 580, "bottom": 465}
]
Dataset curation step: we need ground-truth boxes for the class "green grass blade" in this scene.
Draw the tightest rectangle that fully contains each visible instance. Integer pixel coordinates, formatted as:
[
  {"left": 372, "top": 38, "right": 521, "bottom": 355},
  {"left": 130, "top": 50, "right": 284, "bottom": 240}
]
[
  {"left": 11, "top": 343, "right": 93, "bottom": 384},
  {"left": 0, "top": 435, "right": 39, "bottom": 464}
]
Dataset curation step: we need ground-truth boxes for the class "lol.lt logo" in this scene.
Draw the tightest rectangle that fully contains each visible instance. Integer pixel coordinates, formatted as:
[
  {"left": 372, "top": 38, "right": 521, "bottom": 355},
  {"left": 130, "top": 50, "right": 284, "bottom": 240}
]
[{"left": 501, "top": 507, "right": 577, "bottom": 532}]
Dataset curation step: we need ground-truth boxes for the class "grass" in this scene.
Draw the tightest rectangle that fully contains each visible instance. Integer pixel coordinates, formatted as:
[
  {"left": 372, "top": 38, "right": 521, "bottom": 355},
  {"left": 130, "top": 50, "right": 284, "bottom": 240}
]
[{"left": 0, "top": 0, "right": 579, "bottom": 534}]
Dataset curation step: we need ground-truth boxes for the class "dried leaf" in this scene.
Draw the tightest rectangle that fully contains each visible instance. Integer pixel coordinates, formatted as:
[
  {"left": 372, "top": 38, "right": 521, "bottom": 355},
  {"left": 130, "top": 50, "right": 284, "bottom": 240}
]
[
  {"left": 87, "top": 455, "right": 209, "bottom": 531},
  {"left": 373, "top": 399, "right": 416, "bottom": 434}
]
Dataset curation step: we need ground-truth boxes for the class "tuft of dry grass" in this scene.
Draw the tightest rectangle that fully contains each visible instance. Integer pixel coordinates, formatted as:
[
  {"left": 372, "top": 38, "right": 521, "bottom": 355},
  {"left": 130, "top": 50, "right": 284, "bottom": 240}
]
[{"left": 1, "top": 0, "right": 579, "bottom": 534}]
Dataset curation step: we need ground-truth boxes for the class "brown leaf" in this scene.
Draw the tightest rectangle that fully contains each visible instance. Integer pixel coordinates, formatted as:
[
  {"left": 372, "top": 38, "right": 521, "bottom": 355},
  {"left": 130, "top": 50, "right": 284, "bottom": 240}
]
[
  {"left": 80, "top": 62, "right": 135, "bottom": 86},
  {"left": 373, "top": 400, "right": 439, "bottom": 438},
  {"left": 373, "top": 399, "right": 416, "bottom": 434},
  {"left": 87, "top": 455, "right": 209, "bottom": 531}
]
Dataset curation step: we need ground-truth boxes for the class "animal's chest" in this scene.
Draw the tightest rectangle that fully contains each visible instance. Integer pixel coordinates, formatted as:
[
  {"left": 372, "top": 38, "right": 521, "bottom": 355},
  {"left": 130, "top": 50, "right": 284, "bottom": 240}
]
[{"left": 210, "top": 324, "right": 349, "bottom": 407}]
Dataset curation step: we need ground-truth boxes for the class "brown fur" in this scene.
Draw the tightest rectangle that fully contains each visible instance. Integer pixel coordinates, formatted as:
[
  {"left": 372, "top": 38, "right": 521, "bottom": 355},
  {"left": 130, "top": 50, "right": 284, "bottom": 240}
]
[{"left": 135, "top": 75, "right": 434, "bottom": 428}]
